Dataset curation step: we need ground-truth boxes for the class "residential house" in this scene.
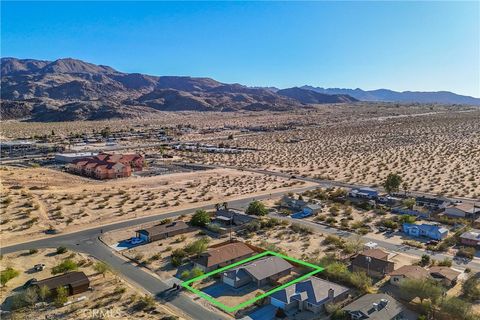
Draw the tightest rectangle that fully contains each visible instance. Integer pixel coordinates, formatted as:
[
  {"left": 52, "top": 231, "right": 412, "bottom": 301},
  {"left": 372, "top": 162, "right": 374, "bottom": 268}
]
[
  {"left": 280, "top": 195, "right": 306, "bottom": 211},
  {"left": 302, "top": 203, "right": 323, "bottom": 215},
  {"left": 415, "top": 196, "right": 449, "bottom": 211},
  {"left": 428, "top": 267, "right": 461, "bottom": 287},
  {"left": 349, "top": 187, "right": 379, "bottom": 200},
  {"left": 460, "top": 229, "right": 480, "bottom": 247},
  {"left": 389, "top": 265, "right": 430, "bottom": 286},
  {"left": 402, "top": 223, "right": 448, "bottom": 240},
  {"left": 194, "top": 242, "right": 255, "bottom": 272},
  {"left": 444, "top": 203, "right": 480, "bottom": 219},
  {"left": 32, "top": 271, "right": 90, "bottom": 296},
  {"left": 351, "top": 249, "right": 395, "bottom": 278},
  {"left": 343, "top": 293, "right": 418, "bottom": 320},
  {"left": 222, "top": 256, "right": 293, "bottom": 288},
  {"left": 213, "top": 209, "right": 256, "bottom": 228},
  {"left": 136, "top": 221, "right": 191, "bottom": 243},
  {"left": 269, "top": 277, "right": 349, "bottom": 314}
]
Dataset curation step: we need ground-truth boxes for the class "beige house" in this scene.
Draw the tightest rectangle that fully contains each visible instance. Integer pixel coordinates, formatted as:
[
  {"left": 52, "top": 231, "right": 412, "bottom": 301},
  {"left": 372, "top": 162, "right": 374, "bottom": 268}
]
[{"left": 389, "top": 265, "right": 430, "bottom": 286}]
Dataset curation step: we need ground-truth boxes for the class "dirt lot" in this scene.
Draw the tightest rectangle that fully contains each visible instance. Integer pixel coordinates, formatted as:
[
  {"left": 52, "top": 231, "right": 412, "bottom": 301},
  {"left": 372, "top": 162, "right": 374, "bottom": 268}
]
[
  {"left": 0, "top": 166, "right": 308, "bottom": 245},
  {"left": 177, "top": 108, "right": 480, "bottom": 199},
  {"left": 0, "top": 248, "right": 184, "bottom": 319}
]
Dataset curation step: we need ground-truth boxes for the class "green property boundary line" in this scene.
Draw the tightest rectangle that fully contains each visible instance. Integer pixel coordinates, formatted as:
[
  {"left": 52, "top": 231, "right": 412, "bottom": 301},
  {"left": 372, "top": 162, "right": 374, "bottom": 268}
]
[{"left": 180, "top": 250, "right": 324, "bottom": 313}]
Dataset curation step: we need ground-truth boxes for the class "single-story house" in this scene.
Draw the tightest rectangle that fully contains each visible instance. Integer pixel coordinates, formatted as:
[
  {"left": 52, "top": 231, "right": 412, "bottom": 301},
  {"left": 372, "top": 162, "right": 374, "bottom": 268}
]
[
  {"left": 280, "top": 195, "right": 307, "bottom": 211},
  {"left": 460, "top": 229, "right": 480, "bottom": 247},
  {"left": 32, "top": 271, "right": 90, "bottom": 296},
  {"left": 213, "top": 209, "right": 255, "bottom": 227},
  {"left": 343, "top": 293, "right": 418, "bottom": 320},
  {"left": 349, "top": 187, "right": 379, "bottom": 200},
  {"left": 402, "top": 223, "right": 448, "bottom": 240},
  {"left": 389, "top": 265, "right": 430, "bottom": 286},
  {"left": 302, "top": 203, "right": 322, "bottom": 215},
  {"left": 269, "top": 277, "right": 349, "bottom": 314},
  {"left": 351, "top": 249, "right": 395, "bottom": 278},
  {"left": 444, "top": 203, "right": 480, "bottom": 218},
  {"left": 428, "top": 267, "right": 461, "bottom": 287},
  {"left": 194, "top": 242, "right": 255, "bottom": 272},
  {"left": 415, "top": 196, "right": 449, "bottom": 211},
  {"left": 136, "top": 221, "right": 191, "bottom": 243},
  {"left": 222, "top": 256, "right": 293, "bottom": 288}
]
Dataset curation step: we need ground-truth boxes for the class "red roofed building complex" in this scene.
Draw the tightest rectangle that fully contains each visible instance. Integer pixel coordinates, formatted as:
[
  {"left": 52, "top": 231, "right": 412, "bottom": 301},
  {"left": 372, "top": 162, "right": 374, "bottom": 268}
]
[{"left": 67, "top": 152, "right": 144, "bottom": 179}]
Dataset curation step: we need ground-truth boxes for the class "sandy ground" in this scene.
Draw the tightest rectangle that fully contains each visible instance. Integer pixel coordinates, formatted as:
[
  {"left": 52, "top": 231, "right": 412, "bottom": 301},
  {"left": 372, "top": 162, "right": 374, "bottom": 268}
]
[
  {"left": 0, "top": 166, "right": 308, "bottom": 245},
  {"left": 0, "top": 248, "right": 184, "bottom": 319},
  {"left": 177, "top": 109, "right": 480, "bottom": 199}
]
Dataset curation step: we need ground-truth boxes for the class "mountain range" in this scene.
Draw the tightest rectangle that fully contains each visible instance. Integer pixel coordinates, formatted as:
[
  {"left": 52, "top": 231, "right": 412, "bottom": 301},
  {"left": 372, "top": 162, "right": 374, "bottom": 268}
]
[{"left": 1, "top": 57, "right": 478, "bottom": 122}]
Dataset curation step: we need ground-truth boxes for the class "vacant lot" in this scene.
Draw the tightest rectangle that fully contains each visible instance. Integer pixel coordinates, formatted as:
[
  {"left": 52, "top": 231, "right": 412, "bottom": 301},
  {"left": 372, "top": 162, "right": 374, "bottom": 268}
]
[
  {"left": 0, "top": 166, "right": 306, "bottom": 245},
  {"left": 183, "top": 109, "right": 480, "bottom": 198}
]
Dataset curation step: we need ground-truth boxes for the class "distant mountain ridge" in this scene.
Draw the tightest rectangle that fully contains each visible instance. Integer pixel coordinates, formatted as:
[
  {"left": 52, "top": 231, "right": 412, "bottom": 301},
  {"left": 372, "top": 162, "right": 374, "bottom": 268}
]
[
  {"left": 301, "top": 86, "right": 480, "bottom": 105},
  {"left": 0, "top": 57, "right": 356, "bottom": 121},
  {"left": 1, "top": 57, "right": 478, "bottom": 122}
]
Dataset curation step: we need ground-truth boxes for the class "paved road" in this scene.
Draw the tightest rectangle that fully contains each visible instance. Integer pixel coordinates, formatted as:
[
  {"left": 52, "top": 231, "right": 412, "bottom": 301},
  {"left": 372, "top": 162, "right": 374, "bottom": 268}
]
[
  {"left": 0, "top": 185, "right": 316, "bottom": 320},
  {"left": 270, "top": 213, "right": 480, "bottom": 273}
]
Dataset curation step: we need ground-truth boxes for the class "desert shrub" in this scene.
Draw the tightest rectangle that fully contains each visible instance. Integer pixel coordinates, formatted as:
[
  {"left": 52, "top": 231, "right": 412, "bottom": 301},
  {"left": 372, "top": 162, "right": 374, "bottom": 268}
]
[
  {"left": 56, "top": 246, "right": 68, "bottom": 254},
  {"left": 290, "top": 223, "right": 312, "bottom": 234},
  {"left": 52, "top": 259, "right": 78, "bottom": 274},
  {"left": 1, "top": 267, "right": 19, "bottom": 286},
  {"left": 437, "top": 258, "right": 452, "bottom": 267},
  {"left": 190, "top": 210, "right": 210, "bottom": 227},
  {"left": 28, "top": 248, "right": 38, "bottom": 255},
  {"left": 246, "top": 200, "right": 268, "bottom": 216},
  {"left": 456, "top": 247, "right": 475, "bottom": 259}
]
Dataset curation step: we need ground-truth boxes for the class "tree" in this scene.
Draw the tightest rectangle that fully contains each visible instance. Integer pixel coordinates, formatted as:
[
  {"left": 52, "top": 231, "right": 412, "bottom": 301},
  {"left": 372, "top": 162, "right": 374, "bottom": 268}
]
[
  {"left": 383, "top": 173, "right": 402, "bottom": 194},
  {"left": 350, "top": 271, "right": 372, "bottom": 293},
  {"left": 93, "top": 261, "right": 110, "bottom": 278},
  {"left": 462, "top": 275, "right": 480, "bottom": 301},
  {"left": 222, "top": 202, "right": 228, "bottom": 210},
  {"left": 246, "top": 200, "right": 268, "bottom": 216},
  {"left": 54, "top": 286, "right": 68, "bottom": 307},
  {"left": 403, "top": 198, "right": 416, "bottom": 210},
  {"left": 440, "top": 297, "right": 473, "bottom": 319},
  {"left": 38, "top": 285, "right": 50, "bottom": 302},
  {"left": 190, "top": 210, "right": 210, "bottom": 227},
  {"left": 184, "top": 237, "right": 209, "bottom": 256},
  {"left": 399, "top": 278, "right": 442, "bottom": 304},
  {"left": 398, "top": 214, "right": 416, "bottom": 224},
  {"left": 420, "top": 254, "right": 431, "bottom": 267},
  {"left": 214, "top": 203, "right": 221, "bottom": 211}
]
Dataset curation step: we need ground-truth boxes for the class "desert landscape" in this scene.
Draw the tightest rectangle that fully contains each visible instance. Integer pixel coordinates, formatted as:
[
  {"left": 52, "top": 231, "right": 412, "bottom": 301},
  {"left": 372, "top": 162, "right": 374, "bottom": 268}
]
[
  {"left": 0, "top": 166, "right": 307, "bottom": 245},
  {"left": 0, "top": 248, "right": 184, "bottom": 320}
]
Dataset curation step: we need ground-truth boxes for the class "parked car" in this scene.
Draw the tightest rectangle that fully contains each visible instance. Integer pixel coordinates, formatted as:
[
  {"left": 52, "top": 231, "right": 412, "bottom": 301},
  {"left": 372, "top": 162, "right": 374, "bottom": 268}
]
[{"left": 33, "top": 264, "right": 45, "bottom": 272}]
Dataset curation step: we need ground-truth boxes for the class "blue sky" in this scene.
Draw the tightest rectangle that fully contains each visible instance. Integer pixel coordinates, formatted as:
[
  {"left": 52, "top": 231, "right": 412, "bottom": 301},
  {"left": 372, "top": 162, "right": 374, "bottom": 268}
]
[{"left": 2, "top": 1, "right": 479, "bottom": 97}]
